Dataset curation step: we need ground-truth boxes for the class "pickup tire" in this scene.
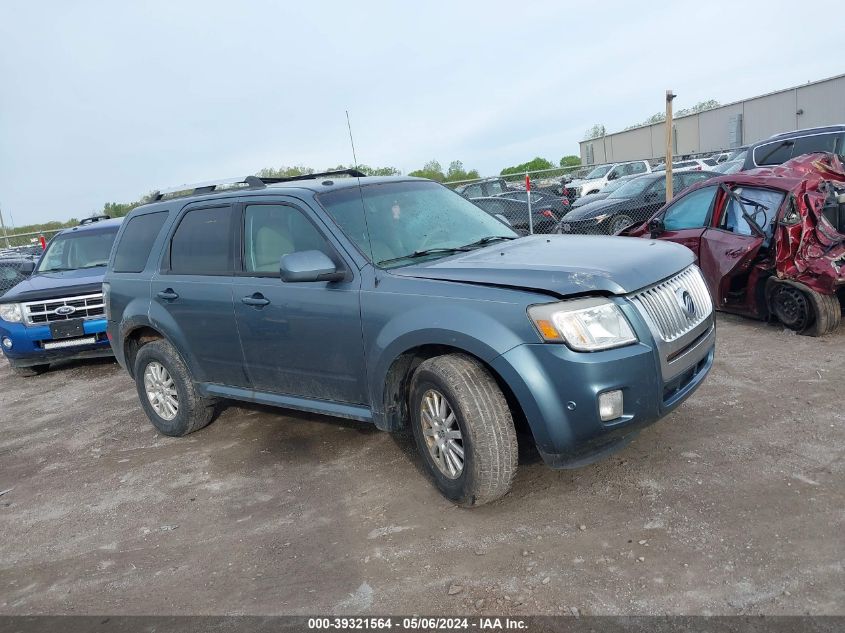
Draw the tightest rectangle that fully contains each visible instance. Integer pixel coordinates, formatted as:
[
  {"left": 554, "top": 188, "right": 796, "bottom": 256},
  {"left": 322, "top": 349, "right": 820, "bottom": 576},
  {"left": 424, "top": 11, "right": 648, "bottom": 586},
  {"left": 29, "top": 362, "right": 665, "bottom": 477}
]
[
  {"left": 11, "top": 363, "right": 49, "bottom": 377},
  {"left": 409, "top": 354, "right": 517, "bottom": 507},
  {"left": 133, "top": 339, "right": 216, "bottom": 436}
]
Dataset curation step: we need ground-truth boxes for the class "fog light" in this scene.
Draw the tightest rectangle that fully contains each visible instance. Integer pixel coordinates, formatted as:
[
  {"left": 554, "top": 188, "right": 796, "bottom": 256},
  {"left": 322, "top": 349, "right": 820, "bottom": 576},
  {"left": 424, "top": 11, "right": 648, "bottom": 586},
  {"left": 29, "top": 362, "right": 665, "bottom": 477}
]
[{"left": 598, "top": 390, "right": 623, "bottom": 421}]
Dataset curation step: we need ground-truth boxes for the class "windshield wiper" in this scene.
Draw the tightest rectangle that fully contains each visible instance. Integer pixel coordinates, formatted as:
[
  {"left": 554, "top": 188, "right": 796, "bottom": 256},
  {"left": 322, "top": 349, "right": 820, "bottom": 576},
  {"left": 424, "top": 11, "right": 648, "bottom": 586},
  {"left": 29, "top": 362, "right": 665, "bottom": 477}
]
[
  {"left": 457, "top": 235, "right": 516, "bottom": 249},
  {"left": 377, "top": 236, "right": 516, "bottom": 267}
]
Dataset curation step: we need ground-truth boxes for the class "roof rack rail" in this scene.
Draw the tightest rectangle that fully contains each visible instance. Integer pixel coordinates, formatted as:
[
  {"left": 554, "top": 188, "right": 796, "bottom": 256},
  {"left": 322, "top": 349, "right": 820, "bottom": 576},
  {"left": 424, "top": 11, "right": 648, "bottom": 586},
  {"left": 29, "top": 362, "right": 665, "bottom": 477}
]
[
  {"left": 79, "top": 214, "right": 111, "bottom": 225},
  {"left": 256, "top": 168, "right": 368, "bottom": 183},
  {"left": 150, "top": 169, "right": 368, "bottom": 202}
]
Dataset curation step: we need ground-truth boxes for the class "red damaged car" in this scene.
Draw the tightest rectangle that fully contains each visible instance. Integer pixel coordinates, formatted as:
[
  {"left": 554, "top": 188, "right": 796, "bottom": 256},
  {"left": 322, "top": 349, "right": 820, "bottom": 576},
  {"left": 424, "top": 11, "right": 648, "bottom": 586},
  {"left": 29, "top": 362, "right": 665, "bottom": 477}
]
[{"left": 622, "top": 153, "right": 845, "bottom": 336}]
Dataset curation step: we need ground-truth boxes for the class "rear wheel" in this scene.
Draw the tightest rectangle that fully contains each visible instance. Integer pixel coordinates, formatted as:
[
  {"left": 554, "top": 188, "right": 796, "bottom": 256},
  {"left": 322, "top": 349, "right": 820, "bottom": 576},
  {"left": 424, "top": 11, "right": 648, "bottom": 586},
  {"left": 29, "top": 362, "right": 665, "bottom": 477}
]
[
  {"left": 11, "top": 363, "right": 49, "bottom": 377},
  {"left": 409, "top": 354, "right": 517, "bottom": 507},
  {"left": 134, "top": 339, "right": 216, "bottom": 436}
]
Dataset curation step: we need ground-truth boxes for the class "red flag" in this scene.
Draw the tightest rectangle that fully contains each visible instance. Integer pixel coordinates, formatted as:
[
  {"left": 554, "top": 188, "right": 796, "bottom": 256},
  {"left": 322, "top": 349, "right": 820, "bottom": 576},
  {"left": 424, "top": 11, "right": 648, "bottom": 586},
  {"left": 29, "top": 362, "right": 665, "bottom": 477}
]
[
  {"left": 525, "top": 174, "right": 531, "bottom": 192},
  {"left": 39, "top": 235, "right": 46, "bottom": 249}
]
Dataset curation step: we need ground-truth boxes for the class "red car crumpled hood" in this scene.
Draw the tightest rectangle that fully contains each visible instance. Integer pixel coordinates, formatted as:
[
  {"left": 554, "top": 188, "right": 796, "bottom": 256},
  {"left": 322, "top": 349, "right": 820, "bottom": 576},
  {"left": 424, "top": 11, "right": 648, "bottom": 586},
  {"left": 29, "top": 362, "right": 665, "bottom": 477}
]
[{"left": 752, "top": 153, "right": 845, "bottom": 294}]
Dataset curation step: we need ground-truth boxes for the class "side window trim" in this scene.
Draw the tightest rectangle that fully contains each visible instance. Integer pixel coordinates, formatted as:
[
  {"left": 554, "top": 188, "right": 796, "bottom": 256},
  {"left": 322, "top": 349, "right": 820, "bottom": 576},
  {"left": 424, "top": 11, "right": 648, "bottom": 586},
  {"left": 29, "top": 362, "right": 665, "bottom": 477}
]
[
  {"left": 235, "top": 200, "right": 347, "bottom": 279},
  {"left": 161, "top": 202, "right": 235, "bottom": 276}
]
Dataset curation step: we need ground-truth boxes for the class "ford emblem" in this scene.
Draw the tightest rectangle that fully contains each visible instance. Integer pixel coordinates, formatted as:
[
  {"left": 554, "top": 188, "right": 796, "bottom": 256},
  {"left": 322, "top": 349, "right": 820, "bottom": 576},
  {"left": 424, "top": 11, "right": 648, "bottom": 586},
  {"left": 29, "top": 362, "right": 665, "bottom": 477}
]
[{"left": 54, "top": 305, "right": 77, "bottom": 316}]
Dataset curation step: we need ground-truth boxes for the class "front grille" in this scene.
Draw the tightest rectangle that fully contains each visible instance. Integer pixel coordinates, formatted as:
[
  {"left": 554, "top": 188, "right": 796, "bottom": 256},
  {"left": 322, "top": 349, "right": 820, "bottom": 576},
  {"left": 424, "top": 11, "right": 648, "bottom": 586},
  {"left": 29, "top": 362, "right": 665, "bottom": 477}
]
[
  {"left": 628, "top": 266, "right": 712, "bottom": 342},
  {"left": 22, "top": 293, "right": 105, "bottom": 326}
]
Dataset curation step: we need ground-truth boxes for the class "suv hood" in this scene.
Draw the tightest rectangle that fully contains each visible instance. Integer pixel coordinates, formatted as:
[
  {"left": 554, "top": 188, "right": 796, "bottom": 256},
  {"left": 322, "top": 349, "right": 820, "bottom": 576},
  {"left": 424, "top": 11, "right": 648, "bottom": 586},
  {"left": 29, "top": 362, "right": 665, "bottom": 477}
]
[
  {"left": 390, "top": 235, "right": 694, "bottom": 296},
  {"left": 0, "top": 267, "right": 106, "bottom": 303}
]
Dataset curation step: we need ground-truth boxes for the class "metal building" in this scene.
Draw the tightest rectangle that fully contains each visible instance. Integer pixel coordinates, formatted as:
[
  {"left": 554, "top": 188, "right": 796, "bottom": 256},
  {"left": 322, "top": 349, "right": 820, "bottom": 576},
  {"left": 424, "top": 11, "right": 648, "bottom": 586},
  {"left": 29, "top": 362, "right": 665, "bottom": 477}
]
[{"left": 579, "top": 73, "right": 845, "bottom": 164}]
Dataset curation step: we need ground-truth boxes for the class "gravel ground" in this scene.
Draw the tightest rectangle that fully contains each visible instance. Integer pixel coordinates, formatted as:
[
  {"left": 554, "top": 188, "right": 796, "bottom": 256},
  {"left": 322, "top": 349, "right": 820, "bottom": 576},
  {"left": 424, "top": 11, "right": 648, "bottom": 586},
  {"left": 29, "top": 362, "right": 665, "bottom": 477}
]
[{"left": 0, "top": 314, "right": 842, "bottom": 616}]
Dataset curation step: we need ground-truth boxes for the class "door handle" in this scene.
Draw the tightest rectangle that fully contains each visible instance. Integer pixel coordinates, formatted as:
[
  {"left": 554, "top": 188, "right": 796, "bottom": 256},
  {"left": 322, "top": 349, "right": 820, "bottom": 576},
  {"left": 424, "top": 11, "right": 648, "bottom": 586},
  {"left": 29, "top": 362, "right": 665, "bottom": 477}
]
[
  {"left": 242, "top": 294, "right": 270, "bottom": 307},
  {"left": 157, "top": 289, "right": 179, "bottom": 301}
]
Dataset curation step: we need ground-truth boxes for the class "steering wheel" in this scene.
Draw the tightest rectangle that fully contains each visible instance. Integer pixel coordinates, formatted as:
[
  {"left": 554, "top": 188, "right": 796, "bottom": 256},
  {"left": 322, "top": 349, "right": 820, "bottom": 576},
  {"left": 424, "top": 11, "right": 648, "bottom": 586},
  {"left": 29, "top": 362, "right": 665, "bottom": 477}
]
[
  {"left": 750, "top": 208, "right": 768, "bottom": 231},
  {"left": 418, "top": 228, "right": 454, "bottom": 251}
]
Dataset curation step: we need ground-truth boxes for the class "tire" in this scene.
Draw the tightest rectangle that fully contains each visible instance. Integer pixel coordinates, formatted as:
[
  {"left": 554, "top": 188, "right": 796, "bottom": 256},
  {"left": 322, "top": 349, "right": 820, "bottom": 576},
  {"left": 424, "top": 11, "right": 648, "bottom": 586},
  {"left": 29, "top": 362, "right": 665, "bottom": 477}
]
[
  {"left": 805, "top": 291, "right": 841, "bottom": 337},
  {"left": 133, "top": 339, "right": 216, "bottom": 436},
  {"left": 11, "top": 363, "right": 49, "bottom": 377},
  {"left": 409, "top": 354, "right": 517, "bottom": 507},
  {"left": 771, "top": 284, "right": 841, "bottom": 336},
  {"left": 609, "top": 214, "right": 633, "bottom": 235}
]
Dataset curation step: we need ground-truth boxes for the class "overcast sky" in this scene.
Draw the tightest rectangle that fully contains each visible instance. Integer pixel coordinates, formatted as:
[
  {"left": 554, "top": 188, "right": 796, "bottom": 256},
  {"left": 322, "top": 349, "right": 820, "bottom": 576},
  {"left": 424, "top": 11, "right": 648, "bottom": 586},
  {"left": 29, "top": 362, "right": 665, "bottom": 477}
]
[{"left": 1, "top": 1, "right": 842, "bottom": 225}]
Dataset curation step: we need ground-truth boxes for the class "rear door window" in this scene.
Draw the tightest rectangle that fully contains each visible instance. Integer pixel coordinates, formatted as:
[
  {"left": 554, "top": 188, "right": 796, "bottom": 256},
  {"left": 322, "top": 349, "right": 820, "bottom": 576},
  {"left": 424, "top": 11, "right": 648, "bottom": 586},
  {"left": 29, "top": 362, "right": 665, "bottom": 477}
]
[
  {"left": 719, "top": 187, "right": 785, "bottom": 242},
  {"left": 791, "top": 132, "right": 842, "bottom": 159},
  {"left": 113, "top": 212, "right": 168, "bottom": 273},
  {"left": 170, "top": 206, "right": 233, "bottom": 275}
]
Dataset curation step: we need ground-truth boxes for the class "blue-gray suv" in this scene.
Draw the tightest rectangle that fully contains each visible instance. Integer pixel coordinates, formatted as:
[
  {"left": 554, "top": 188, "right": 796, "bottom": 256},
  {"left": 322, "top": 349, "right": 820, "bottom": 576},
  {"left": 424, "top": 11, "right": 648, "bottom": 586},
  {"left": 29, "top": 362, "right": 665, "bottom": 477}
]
[{"left": 105, "top": 170, "right": 715, "bottom": 506}]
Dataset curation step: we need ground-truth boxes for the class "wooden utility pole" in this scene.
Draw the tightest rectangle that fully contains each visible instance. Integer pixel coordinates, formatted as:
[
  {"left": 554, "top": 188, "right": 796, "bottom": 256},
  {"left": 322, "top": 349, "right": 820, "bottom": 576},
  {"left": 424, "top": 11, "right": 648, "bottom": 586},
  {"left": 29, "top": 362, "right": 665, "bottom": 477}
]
[{"left": 665, "top": 90, "right": 676, "bottom": 202}]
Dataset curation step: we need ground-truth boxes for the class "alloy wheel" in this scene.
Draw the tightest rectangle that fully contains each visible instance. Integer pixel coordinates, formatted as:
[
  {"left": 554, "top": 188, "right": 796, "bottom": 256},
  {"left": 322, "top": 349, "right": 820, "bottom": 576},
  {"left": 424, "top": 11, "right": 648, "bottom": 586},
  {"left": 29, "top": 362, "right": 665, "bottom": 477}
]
[
  {"left": 420, "top": 389, "right": 465, "bottom": 479},
  {"left": 143, "top": 361, "right": 179, "bottom": 420}
]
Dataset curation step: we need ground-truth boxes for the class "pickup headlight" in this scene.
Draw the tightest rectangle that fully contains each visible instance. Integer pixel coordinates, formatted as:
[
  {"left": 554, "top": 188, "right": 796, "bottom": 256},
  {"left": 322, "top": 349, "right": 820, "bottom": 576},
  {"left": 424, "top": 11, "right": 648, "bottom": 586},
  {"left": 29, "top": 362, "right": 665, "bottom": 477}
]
[
  {"left": 528, "top": 297, "right": 637, "bottom": 351},
  {"left": 0, "top": 303, "right": 23, "bottom": 323}
]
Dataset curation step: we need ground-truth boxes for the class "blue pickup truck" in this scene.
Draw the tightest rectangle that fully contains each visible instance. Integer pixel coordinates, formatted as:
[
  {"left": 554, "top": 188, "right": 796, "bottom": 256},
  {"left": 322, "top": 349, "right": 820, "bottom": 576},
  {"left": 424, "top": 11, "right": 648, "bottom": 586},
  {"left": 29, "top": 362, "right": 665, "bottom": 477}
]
[
  {"left": 106, "top": 172, "right": 715, "bottom": 506},
  {"left": 0, "top": 216, "right": 120, "bottom": 376}
]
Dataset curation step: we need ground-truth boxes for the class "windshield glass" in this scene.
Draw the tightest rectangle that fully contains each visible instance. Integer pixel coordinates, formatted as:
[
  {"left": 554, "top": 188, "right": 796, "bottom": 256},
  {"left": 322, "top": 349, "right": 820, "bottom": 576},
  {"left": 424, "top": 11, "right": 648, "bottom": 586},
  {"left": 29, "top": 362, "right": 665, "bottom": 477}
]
[
  {"left": 608, "top": 176, "right": 654, "bottom": 199},
  {"left": 601, "top": 178, "right": 628, "bottom": 193},
  {"left": 36, "top": 228, "right": 119, "bottom": 273},
  {"left": 318, "top": 181, "right": 517, "bottom": 268},
  {"left": 584, "top": 165, "right": 612, "bottom": 179}
]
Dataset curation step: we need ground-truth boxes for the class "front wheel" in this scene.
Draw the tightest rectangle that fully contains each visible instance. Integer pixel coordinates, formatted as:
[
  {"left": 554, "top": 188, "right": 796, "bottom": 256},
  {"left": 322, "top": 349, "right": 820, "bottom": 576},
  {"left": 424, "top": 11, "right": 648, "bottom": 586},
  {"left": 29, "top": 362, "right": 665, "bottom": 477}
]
[
  {"left": 771, "top": 285, "right": 841, "bottom": 336},
  {"left": 409, "top": 354, "right": 517, "bottom": 507},
  {"left": 134, "top": 339, "right": 216, "bottom": 436},
  {"left": 11, "top": 363, "right": 49, "bottom": 377}
]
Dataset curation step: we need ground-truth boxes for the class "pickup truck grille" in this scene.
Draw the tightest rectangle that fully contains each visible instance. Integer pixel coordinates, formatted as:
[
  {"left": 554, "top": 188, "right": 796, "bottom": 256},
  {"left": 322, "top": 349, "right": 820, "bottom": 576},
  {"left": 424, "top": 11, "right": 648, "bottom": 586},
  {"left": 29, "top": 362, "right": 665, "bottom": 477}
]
[
  {"left": 628, "top": 266, "right": 712, "bottom": 342},
  {"left": 22, "top": 293, "right": 105, "bottom": 326}
]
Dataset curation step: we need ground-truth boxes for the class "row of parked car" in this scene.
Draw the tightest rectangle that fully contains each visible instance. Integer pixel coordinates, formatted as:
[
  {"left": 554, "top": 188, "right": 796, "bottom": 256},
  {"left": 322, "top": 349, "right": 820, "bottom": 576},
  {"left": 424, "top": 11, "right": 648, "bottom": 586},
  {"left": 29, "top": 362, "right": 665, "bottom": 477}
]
[{"left": 0, "top": 127, "right": 843, "bottom": 506}]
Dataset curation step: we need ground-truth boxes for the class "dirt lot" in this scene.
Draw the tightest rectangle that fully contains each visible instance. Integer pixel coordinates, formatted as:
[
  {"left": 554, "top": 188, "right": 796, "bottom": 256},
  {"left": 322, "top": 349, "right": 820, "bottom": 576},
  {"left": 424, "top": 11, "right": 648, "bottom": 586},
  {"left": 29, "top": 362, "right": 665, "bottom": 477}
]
[{"left": 0, "top": 314, "right": 842, "bottom": 616}]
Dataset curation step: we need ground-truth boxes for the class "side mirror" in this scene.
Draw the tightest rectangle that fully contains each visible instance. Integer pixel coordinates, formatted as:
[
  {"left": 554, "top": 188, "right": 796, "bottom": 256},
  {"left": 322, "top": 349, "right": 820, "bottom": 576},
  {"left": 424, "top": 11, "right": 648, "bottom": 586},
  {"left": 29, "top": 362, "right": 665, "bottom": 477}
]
[
  {"left": 20, "top": 260, "right": 36, "bottom": 274},
  {"left": 648, "top": 217, "right": 665, "bottom": 237},
  {"left": 280, "top": 250, "right": 345, "bottom": 283}
]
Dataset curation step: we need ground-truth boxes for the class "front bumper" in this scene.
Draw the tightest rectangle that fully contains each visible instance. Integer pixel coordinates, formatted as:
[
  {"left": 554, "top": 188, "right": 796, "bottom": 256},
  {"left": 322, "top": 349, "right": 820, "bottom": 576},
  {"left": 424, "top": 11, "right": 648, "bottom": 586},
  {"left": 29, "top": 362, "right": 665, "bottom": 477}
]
[
  {"left": 0, "top": 318, "right": 112, "bottom": 367},
  {"left": 490, "top": 314, "right": 715, "bottom": 469}
]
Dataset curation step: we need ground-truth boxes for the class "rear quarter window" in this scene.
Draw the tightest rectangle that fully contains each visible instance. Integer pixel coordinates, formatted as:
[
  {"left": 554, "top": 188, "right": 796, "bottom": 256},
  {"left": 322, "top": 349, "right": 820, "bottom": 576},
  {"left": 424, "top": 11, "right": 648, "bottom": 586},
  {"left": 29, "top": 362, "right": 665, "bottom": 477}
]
[{"left": 112, "top": 212, "right": 168, "bottom": 273}]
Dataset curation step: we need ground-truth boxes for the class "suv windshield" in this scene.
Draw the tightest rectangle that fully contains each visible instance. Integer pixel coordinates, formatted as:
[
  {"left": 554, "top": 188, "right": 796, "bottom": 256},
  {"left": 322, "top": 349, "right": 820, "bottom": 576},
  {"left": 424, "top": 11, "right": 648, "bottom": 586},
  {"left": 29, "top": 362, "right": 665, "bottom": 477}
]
[
  {"left": 36, "top": 228, "right": 119, "bottom": 273},
  {"left": 584, "top": 165, "right": 612, "bottom": 179},
  {"left": 318, "top": 181, "right": 517, "bottom": 268},
  {"left": 608, "top": 176, "right": 654, "bottom": 199}
]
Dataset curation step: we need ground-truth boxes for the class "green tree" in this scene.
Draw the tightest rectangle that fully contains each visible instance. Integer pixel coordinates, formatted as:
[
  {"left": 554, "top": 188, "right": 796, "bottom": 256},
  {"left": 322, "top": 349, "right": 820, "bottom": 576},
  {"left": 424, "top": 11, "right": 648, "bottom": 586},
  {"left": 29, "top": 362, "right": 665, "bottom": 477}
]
[
  {"left": 408, "top": 160, "right": 446, "bottom": 182},
  {"left": 559, "top": 155, "right": 581, "bottom": 167},
  {"left": 500, "top": 157, "right": 554, "bottom": 176},
  {"left": 584, "top": 124, "right": 606, "bottom": 140}
]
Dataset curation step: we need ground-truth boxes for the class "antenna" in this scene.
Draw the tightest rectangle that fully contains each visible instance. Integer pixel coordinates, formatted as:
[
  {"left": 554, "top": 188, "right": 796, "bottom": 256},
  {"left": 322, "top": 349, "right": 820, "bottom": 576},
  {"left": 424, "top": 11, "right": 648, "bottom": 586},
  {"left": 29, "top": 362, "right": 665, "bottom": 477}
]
[{"left": 346, "top": 110, "right": 359, "bottom": 170}]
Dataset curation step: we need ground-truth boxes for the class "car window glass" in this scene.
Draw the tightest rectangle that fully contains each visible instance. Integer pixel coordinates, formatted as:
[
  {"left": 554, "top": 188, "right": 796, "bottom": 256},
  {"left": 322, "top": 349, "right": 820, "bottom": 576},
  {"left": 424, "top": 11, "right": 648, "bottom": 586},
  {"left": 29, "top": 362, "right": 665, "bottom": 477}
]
[
  {"left": 113, "top": 212, "right": 168, "bottom": 273},
  {"left": 170, "top": 206, "right": 232, "bottom": 275},
  {"left": 720, "top": 187, "right": 785, "bottom": 242},
  {"left": 681, "top": 172, "right": 711, "bottom": 188},
  {"left": 754, "top": 140, "right": 794, "bottom": 166},
  {"left": 630, "top": 162, "right": 647, "bottom": 174},
  {"left": 463, "top": 184, "right": 482, "bottom": 198},
  {"left": 663, "top": 186, "right": 717, "bottom": 230},
  {"left": 648, "top": 177, "right": 667, "bottom": 199},
  {"left": 489, "top": 181, "right": 504, "bottom": 195},
  {"left": 791, "top": 133, "right": 839, "bottom": 159},
  {"left": 243, "top": 204, "right": 332, "bottom": 273}
]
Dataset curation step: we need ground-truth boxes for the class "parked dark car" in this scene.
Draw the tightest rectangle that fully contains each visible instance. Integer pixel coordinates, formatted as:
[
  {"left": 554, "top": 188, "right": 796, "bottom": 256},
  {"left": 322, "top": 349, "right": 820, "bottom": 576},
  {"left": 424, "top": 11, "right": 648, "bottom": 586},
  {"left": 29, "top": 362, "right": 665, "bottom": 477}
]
[
  {"left": 558, "top": 171, "right": 717, "bottom": 235},
  {"left": 105, "top": 170, "right": 714, "bottom": 506},
  {"left": 0, "top": 216, "right": 120, "bottom": 375},
  {"left": 622, "top": 152, "right": 845, "bottom": 336},
  {"left": 470, "top": 191, "right": 564, "bottom": 233},
  {"left": 742, "top": 124, "right": 845, "bottom": 171},
  {"left": 568, "top": 174, "right": 639, "bottom": 209},
  {"left": 0, "top": 252, "right": 38, "bottom": 297}
]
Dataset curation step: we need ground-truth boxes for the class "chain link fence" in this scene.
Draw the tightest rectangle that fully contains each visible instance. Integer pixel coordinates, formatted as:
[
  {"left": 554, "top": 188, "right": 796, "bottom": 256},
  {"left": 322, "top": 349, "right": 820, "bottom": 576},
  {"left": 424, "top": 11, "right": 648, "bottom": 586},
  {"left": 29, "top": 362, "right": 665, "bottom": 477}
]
[
  {"left": 447, "top": 158, "right": 725, "bottom": 237},
  {"left": 0, "top": 229, "right": 57, "bottom": 297}
]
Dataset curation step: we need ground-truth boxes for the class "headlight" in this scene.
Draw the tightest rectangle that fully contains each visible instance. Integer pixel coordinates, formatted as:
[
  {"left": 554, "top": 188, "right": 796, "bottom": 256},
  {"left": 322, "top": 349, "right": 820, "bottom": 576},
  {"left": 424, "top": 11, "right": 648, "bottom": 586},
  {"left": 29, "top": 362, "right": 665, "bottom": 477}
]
[
  {"left": 592, "top": 213, "right": 610, "bottom": 223},
  {"left": 528, "top": 297, "right": 637, "bottom": 351},
  {"left": 0, "top": 303, "right": 23, "bottom": 323}
]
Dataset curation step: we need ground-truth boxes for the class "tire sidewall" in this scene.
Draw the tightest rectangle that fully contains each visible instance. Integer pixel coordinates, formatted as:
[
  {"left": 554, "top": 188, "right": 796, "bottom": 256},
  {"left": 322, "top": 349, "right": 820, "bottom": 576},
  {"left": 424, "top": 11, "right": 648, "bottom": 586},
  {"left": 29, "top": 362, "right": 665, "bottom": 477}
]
[
  {"left": 134, "top": 342, "right": 192, "bottom": 436},
  {"left": 409, "top": 371, "right": 477, "bottom": 503}
]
